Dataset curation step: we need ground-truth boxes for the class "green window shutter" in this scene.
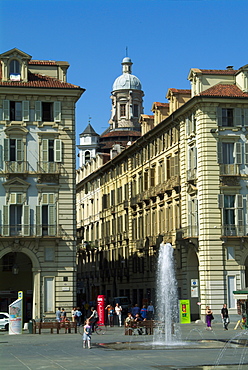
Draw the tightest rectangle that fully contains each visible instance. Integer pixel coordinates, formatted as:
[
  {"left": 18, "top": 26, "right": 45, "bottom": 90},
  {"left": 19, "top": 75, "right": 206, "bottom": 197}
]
[
  {"left": 235, "top": 108, "right": 242, "bottom": 126},
  {"left": 16, "top": 139, "right": 23, "bottom": 161},
  {"left": 35, "top": 101, "right": 42, "bottom": 121},
  {"left": 245, "top": 143, "right": 248, "bottom": 165},
  {"left": 48, "top": 193, "right": 54, "bottom": 204},
  {"left": 22, "top": 205, "right": 30, "bottom": 236},
  {"left": 42, "top": 139, "right": 49, "bottom": 161},
  {"left": 48, "top": 205, "right": 56, "bottom": 236},
  {"left": 36, "top": 205, "right": 42, "bottom": 236},
  {"left": 234, "top": 142, "right": 242, "bottom": 164},
  {"left": 54, "top": 139, "right": 62, "bottom": 162},
  {"left": 54, "top": 101, "right": 61, "bottom": 122},
  {"left": 4, "top": 138, "right": 9, "bottom": 161},
  {"left": 217, "top": 107, "right": 222, "bottom": 126},
  {"left": 42, "top": 193, "right": 48, "bottom": 204},
  {"left": 218, "top": 194, "right": 224, "bottom": 208},
  {"left": 244, "top": 109, "right": 248, "bottom": 126},
  {"left": 9, "top": 193, "right": 16, "bottom": 204},
  {"left": 3, "top": 100, "right": 9, "bottom": 120},
  {"left": 217, "top": 142, "right": 223, "bottom": 164},
  {"left": 3, "top": 205, "right": 9, "bottom": 236},
  {"left": 22, "top": 101, "right": 29, "bottom": 121}
]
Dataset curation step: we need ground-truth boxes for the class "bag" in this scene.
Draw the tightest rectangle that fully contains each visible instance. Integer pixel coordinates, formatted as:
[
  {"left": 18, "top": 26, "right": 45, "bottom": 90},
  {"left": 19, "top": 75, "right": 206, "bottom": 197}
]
[{"left": 210, "top": 314, "right": 214, "bottom": 320}]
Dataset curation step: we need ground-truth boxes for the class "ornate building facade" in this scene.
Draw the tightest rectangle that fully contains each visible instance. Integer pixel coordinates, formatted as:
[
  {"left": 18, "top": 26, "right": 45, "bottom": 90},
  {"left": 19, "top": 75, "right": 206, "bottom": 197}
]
[
  {"left": 0, "top": 48, "right": 84, "bottom": 321},
  {"left": 77, "top": 61, "right": 248, "bottom": 320}
]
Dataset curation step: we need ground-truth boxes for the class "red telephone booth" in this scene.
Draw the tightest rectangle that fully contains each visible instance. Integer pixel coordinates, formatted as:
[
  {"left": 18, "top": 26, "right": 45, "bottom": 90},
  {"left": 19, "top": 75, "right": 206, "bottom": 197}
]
[{"left": 97, "top": 295, "right": 106, "bottom": 325}]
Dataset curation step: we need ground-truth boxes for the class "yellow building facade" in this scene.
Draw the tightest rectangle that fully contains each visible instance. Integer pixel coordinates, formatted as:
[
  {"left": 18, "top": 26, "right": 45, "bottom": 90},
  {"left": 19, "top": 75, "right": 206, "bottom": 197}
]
[{"left": 77, "top": 64, "right": 248, "bottom": 320}]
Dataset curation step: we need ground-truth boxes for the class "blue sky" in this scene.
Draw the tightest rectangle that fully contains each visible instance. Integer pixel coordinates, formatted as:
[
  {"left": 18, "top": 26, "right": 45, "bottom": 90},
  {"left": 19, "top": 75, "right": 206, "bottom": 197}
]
[{"left": 1, "top": 0, "right": 247, "bottom": 146}]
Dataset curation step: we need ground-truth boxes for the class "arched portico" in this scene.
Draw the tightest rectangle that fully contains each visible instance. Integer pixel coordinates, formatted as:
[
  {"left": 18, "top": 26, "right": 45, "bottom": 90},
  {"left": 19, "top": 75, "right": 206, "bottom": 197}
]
[{"left": 0, "top": 247, "right": 41, "bottom": 321}]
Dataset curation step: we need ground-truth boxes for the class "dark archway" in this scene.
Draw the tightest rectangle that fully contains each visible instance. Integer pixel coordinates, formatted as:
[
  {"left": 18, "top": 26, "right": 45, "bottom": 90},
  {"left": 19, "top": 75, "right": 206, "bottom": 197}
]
[{"left": 0, "top": 252, "right": 33, "bottom": 321}]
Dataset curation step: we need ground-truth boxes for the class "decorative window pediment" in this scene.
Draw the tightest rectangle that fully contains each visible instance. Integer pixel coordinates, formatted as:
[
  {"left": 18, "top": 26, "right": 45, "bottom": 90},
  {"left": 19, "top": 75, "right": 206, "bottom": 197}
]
[{"left": 0, "top": 48, "right": 31, "bottom": 82}]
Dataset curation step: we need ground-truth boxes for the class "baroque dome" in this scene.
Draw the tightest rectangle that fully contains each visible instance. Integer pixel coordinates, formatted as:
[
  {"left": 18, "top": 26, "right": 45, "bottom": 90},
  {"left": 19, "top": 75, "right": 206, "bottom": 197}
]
[{"left": 112, "top": 57, "right": 142, "bottom": 91}]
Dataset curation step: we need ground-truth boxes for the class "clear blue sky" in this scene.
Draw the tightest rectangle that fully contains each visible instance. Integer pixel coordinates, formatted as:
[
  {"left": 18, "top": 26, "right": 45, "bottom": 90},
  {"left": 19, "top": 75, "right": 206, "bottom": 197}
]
[{"left": 1, "top": 0, "right": 247, "bottom": 145}]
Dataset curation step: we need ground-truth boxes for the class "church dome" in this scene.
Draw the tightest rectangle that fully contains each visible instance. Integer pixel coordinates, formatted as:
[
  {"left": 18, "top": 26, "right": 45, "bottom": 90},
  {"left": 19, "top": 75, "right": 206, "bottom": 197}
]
[{"left": 112, "top": 57, "right": 142, "bottom": 91}]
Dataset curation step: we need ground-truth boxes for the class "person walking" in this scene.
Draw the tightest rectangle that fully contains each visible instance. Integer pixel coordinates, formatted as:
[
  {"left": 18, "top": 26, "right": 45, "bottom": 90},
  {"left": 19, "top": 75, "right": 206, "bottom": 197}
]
[
  {"left": 206, "top": 305, "right": 214, "bottom": 330},
  {"left": 56, "top": 307, "right": 61, "bottom": 322},
  {"left": 221, "top": 303, "right": 229, "bottom": 330},
  {"left": 75, "top": 307, "right": 82, "bottom": 326},
  {"left": 82, "top": 319, "right": 92, "bottom": 349},
  {"left": 140, "top": 305, "right": 147, "bottom": 320},
  {"left": 115, "top": 303, "right": 122, "bottom": 327},
  {"left": 147, "top": 302, "right": 154, "bottom": 320}
]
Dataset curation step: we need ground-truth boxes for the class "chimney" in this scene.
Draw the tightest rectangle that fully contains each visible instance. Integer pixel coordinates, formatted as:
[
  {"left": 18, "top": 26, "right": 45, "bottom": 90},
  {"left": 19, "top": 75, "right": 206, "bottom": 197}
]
[{"left": 226, "top": 66, "right": 234, "bottom": 70}]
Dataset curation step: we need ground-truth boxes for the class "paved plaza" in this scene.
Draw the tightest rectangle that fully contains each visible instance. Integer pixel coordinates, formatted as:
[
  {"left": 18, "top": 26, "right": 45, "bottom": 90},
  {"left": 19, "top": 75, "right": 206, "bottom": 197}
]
[{"left": 0, "top": 322, "right": 248, "bottom": 369}]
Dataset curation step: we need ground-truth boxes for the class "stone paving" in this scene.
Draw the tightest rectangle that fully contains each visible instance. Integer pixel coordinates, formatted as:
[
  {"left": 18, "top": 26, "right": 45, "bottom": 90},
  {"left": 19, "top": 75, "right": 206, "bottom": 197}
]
[{"left": 0, "top": 322, "right": 248, "bottom": 369}]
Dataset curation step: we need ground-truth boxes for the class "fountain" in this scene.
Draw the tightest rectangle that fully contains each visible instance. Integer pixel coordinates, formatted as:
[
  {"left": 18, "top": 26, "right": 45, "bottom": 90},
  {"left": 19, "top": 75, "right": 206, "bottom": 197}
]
[{"left": 154, "top": 242, "right": 181, "bottom": 345}]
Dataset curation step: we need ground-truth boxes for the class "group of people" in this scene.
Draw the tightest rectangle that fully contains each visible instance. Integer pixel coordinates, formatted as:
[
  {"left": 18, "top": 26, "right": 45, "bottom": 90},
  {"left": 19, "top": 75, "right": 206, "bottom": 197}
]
[{"left": 205, "top": 303, "right": 229, "bottom": 331}]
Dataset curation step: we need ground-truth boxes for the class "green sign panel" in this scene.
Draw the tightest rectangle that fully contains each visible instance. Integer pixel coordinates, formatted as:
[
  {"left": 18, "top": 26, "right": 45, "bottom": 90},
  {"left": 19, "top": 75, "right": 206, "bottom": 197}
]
[{"left": 179, "top": 299, "right": 191, "bottom": 324}]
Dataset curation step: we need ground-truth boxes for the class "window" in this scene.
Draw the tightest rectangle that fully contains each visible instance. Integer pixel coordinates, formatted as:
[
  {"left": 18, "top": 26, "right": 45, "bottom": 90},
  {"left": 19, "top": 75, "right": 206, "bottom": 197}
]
[
  {"left": 3, "top": 100, "right": 29, "bottom": 121},
  {"left": 219, "top": 194, "right": 243, "bottom": 236},
  {"left": 44, "top": 277, "right": 54, "bottom": 312},
  {"left": 120, "top": 104, "right": 126, "bottom": 117},
  {"left": 218, "top": 142, "right": 241, "bottom": 174},
  {"left": 188, "top": 197, "right": 198, "bottom": 237},
  {"left": 35, "top": 101, "right": 61, "bottom": 122},
  {"left": 10, "top": 59, "right": 20, "bottom": 74},
  {"left": 36, "top": 193, "right": 56, "bottom": 236},
  {"left": 227, "top": 276, "right": 236, "bottom": 308},
  {"left": 85, "top": 151, "right": 90, "bottom": 162},
  {"left": 3, "top": 193, "right": 29, "bottom": 236},
  {"left": 41, "top": 139, "right": 62, "bottom": 171},
  {"left": 221, "top": 108, "right": 234, "bottom": 127},
  {"left": 133, "top": 104, "right": 138, "bottom": 117}
]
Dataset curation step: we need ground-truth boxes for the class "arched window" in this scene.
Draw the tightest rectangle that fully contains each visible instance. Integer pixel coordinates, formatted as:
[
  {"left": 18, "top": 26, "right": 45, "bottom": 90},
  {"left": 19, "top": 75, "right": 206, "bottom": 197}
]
[
  {"left": 85, "top": 151, "right": 90, "bottom": 162},
  {"left": 9, "top": 59, "right": 20, "bottom": 75}
]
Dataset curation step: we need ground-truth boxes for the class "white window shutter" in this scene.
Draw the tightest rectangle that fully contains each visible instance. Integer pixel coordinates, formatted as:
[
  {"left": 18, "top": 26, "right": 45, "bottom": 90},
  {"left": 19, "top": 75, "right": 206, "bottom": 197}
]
[
  {"left": 245, "top": 143, "right": 248, "bottom": 165},
  {"left": 217, "top": 142, "right": 223, "bottom": 164},
  {"left": 235, "top": 194, "right": 243, "bottom": 209},
  {"left": 3, "top": 100, "right": 9, "bottom": 120},
  {"left": 42, "top": 139, "right": 49, "bottom": 161},
  {"left": 218, "top": 194, "right": 224, "bottom": 208},
  {"left": 54, "top": 101, "right": 61, "bottom": 122},
  {"left": 244, "top": 109, "right": 248, "bottom": 126},
  {"left": 54, "top": 139, "right": 62, "bottom": 162},
  {"left": 235, "top": 142, "right": 242, "bottom": 164},
  {"left": 35, "top": 101, "right": 42, "bottom": 121},
  {"left": 193, "top": 147, "right": 197, "bottom": 169},
  {"left": 235, "top": 108, "right": 242, "bottom": 126},
  {"left": 4, "top": 138, "right": 9, "bottom": 161},
  {"left": 3, "top": 205, "right": 9, "bottom": 236},
  {"left": 36, "top": 205, "right": 42, "bottom": 236},
  {"left": 48, "top": 205, "right": 56, "bottom": 236},
  {"left": 22, "top": 205, "right": 30, "bottom": 236},
  {"left": 22, "top": 101, "right": 29, "bottom": 121},
  {"left": 16, "top": 139, "right": 23, "bottom": 161},
  {"left": 217, "top": 107, "right": 222, "bottom": 126},
  {"left": 186, "top": 117, "right": 190, "bottom": 136},
  {"left": 236, "top": 208, "right": 244, "bottom": 236}
]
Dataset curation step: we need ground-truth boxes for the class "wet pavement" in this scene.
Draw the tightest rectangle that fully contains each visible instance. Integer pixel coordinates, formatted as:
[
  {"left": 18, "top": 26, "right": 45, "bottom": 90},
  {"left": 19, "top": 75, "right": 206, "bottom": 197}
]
[{"left": 0, "top": 322, "right": 248, "bottom": 369}]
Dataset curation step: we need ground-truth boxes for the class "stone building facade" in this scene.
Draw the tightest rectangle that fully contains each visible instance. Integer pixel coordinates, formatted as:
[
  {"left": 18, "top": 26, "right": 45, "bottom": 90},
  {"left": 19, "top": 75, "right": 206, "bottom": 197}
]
[
  {"left": 0, "top": 48, "right": 84, "bottom": 321},
  {"left": 76, "top": 62, "right": 248, "bottom": 321}
]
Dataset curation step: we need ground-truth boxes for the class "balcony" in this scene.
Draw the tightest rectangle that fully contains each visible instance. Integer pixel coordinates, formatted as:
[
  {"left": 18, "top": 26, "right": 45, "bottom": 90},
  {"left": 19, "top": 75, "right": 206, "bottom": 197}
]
[
  {"left": 4, "top": 161, "right": 29, "bottom": 175},
  {"left": 222, "top": 225, "right": 247, "bottom": 237},
  {"left": 0, "top": 224, "right": 63, "bottom": 238},
  {"left": 187, "top": 168, "right": 197, "bottom": 182},
  {"left": 37, "top": 161, "right": 61, "bottom": 174},
  {"left": 220, "top": 164, "right": 239, "bottom": 175},
  {"left": 177, "top": 226, "right": 199, "bottom": 239}
]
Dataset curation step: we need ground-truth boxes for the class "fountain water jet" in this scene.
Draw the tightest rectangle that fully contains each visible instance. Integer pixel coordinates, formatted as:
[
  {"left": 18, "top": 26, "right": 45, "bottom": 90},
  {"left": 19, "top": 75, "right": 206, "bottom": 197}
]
[{"left": 154, "top": 242, "right": 181, "bottom": 345}]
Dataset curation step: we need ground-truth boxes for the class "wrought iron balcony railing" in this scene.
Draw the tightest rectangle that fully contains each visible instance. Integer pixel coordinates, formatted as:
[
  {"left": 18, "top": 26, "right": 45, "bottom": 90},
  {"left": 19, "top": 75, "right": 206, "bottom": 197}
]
[
  {"left": 37, "top": 161, "right": 61, "bottom": 174},
  {"left": 1, "top": 224, "right": 63, "bottom": 237}
]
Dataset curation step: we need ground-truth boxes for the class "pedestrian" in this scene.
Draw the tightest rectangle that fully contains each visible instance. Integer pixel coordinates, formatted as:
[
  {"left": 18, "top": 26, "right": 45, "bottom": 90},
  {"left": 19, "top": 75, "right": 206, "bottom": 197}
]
[
  {"left": 61, "top": 308, "right": 66, "bottom": 322},
  {"left": 131, "top": 304, "right": 140, "bottom": 317},
  {"left": 221, "top": 303, "right": 229, "bottom": 330},
  {"left": 89, "top": 307, "right": 98, "bottom": 332},
  {"left": 147, "top": 302, "right": 154, "bottom": 320},
  {"left": 140, "top": 305, "right": 147, "bottom": 320},
  {"left": 206, "top": 305, "right": 214, "bottom": 330},
  {"left": 115, "top": 303, "right": 122, "bottom": 327},
  {"left": 82, "top": 319, "right": 92, "bottom": 349},
  {"left": 56, "top": 307, "right": 61, "bottom": 322},
  {"left": 75, "top": 307, "right": 82, "bottom": 326},
  {"left": 71, "top": 307, "right": 76, "bottom": 322},
  {"left": 105, "top": 304, "right": 114, "bottom": 327}
]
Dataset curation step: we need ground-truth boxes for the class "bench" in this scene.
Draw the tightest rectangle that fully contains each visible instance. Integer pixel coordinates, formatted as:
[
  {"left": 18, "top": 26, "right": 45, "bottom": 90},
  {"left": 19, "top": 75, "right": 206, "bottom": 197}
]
[
  {"left": 125, "top": 320, "right": 155, "bottom": 335},
  {"left": 34, "top": 321, "right": 77, "bottom": 334}
]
